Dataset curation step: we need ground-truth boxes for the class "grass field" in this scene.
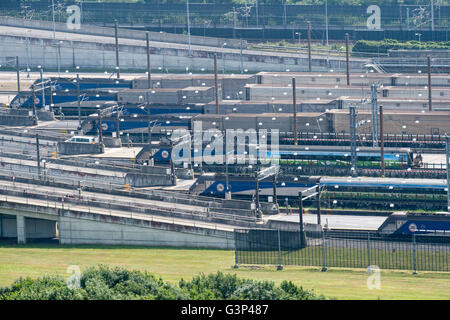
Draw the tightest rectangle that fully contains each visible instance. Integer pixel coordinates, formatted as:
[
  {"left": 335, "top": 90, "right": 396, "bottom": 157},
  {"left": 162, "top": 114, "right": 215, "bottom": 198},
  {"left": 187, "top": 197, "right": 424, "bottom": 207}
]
[{"left": 0, "top": 243, "right": 449, "bottom": 300}]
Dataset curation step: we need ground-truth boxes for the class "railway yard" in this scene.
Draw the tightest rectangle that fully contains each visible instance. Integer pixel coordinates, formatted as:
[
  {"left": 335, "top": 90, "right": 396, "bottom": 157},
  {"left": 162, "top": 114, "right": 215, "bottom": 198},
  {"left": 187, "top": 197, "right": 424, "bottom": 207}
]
[
  {"left": 0, "top": 17, "right": 446, "bottom": 274},
  {"left": 0, "top": 1, "right": 449, "bottom": 306},
  {"left": 0, "top": 66, "right": 450, "bottom": 242}
]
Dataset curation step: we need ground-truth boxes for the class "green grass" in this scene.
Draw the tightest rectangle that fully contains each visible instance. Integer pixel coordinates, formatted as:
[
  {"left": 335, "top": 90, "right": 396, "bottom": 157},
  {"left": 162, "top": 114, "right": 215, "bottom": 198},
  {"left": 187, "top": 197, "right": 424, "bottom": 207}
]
[{"left": 0, "top": 243, "right": 449, "bottom": 300}]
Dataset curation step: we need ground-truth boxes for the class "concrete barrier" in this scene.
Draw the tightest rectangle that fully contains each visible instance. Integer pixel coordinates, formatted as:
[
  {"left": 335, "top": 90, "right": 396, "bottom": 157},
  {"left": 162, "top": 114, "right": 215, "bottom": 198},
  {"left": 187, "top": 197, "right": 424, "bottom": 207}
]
[
  {"left": 59, "top": 214, "right": 235, "bottom": 248},
  {"left": 0, "top": 16, "right": 247, "bottom": 49},
  {"left": 103, "top": 137, "right": 122, "bottom": 148},
  {"left": 0, "top": 197, "right": 236, "bottom": 248},
  {"left": 57, "top": 141, "right": 103, "bottom": 155},
  {"left": 0, "top": 32, "right": 366, "bottom": 73},
  {"left": 0, "top": 115, "right": 33, "bottom": 126},
  {"left": 266, "top": 219, "right": 322, "bottom": 233}
]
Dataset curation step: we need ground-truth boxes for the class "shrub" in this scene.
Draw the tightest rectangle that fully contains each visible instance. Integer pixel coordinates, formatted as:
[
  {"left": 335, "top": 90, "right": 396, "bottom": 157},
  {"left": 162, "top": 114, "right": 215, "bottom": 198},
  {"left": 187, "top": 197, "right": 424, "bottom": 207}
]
[
  {"left": 352, "top": 39, "right": 450, "bottom": 55},
  {"left": 0, "top": 266, "right": 324, "bottom": 300}
]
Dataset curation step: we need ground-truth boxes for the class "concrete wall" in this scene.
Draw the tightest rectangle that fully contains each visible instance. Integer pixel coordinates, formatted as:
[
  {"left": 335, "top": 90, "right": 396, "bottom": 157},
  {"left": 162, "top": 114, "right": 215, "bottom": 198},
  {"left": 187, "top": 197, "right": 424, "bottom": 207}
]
[
  {"left": 103, "top": 137, "right": 122, "bottom": 148},
  {"left": 58, "top": 215, "right": 234, "bottom": 249},
  {"left": 0, "top": 16, "right": 246, "bottom": 49},
  {"left": 0, "top": 198, "right": 236, "bottom": 248},
  {"left": 0, "top": 33, "right": 365, "bottom": 73},
  {"left": 0, "top": 109, "right": 54, "bottom": 125},
  {"left": 57, "top": 141, "right": 103, "bottom": 155},
  {"left": 125, "top": 173, "right": 174, "bottom": 187},
  {"left": 266, "top": 219, "right": 322, "bottom": 233},
  {"left": 0, "top": 115, "right": 33, "bottom": 126}
]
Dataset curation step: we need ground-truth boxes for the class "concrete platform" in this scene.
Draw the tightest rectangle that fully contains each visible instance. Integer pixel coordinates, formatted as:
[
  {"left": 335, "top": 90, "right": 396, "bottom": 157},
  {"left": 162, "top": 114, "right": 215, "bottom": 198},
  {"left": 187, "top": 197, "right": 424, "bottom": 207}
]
[{"left": 265, "top": 213, "right": 388, "bottom": 231}]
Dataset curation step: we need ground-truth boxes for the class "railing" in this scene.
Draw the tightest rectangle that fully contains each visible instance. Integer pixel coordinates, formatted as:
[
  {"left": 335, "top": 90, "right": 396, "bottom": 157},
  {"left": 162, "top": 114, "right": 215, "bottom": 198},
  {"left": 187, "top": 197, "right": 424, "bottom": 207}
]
[
  {"left": 280, "top": 131, "right": 448, "bottom": 144},
  {"left": 235, "top": 229, "right": 450, "bottom": 272},
  {"left": 0, "top": 167, "right": 258, "bottom": 225},
  {"left": 0, "top": 183, "right": 258, "bottom": 230}
]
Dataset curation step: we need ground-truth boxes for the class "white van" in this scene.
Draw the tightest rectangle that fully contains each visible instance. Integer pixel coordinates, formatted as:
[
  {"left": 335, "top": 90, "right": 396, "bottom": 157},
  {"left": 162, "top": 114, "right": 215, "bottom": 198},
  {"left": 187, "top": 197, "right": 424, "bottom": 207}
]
[{"left": 65, "top": 136, "right": 96, "bottom": 144}]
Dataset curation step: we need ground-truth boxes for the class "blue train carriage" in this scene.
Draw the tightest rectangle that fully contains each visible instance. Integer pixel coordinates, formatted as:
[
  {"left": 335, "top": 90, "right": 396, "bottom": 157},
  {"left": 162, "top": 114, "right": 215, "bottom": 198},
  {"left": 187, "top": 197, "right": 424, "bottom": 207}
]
[
  {"left": 318, "top": 177, "right": 448, "bottom": 211},
  {"left": 274, "top": 145, "right": 415, "bottom": 167},
  {"left": 378, "top": 211, "right": 450, "bottom": 236},
  {"left": 189, "top": 173, "right": 318, "bottom": 200},
  {"left": 119, "top": 104, "right": 204, "bottom": 117},
  {"left": 151, "top": 144, "right": 415, "bottom": 167},
  {"left": 319, "top": 177, "right": 447, "bottom": 194},
  {"left": 82, "top": 114, "right": 190, "bottom": 135},
  {"left": 49, "top": 77, "right": 132, "bottom": 92},
  {"left": 13, "top": 90, "right": 117, "bottom": 109},
  {"left": 11, "top": 76, "right": 131, "bottom": 109}
]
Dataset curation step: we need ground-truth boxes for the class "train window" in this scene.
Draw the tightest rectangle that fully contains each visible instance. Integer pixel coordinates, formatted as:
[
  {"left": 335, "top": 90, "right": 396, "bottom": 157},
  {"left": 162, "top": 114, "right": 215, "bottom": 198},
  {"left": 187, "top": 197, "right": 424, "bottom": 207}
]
[
  {"left": 440, "top": 92, "right": 444, "bottom": 97},
  {"left": 336, "top": 78, "right": 341, "bottom": 82},
  {"left": 396, "top": 103, "right": 400, "bottom": 107},
  {"left": 301, "top": 90, "right": 305, "bottom": 94},
  {"left": 311, "top": 78, "right": 316, "bottom": 82}
]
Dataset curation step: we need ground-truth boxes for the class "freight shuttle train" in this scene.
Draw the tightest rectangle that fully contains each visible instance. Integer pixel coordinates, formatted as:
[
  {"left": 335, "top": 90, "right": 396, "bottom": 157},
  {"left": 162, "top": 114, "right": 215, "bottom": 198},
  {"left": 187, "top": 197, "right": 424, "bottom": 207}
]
[
  {"left": 190, "top": 175, "right": 448, "bottom": 211},
  {"left": 151, "top": 145, "right": 416, "bottom": 166}
]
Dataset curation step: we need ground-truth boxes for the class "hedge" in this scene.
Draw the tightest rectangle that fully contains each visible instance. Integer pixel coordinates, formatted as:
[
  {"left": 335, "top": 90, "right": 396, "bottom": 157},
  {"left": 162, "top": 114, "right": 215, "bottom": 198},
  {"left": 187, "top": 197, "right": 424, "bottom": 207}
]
[
  {"left": 0, "top": 265, "right": 325, "bottom": 300},
  {"left": 352, "top": 39, "right": 450, "bottom": 54}
]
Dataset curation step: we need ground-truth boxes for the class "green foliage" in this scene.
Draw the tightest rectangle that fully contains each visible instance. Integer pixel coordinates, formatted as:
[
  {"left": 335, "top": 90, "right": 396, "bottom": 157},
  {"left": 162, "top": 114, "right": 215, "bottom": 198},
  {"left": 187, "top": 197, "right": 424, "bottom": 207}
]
[
  {"left": 0, "top": 266, "right": 324, "bottom": 300},
  {"left": 178, "top": 271, "right": 324, "bottom": 300},
  {"left": 0, "top": 276, "right": 84, "bottom": 300},
  {"left": 353, "top": 39, "right": 450, "bottom": 54},
  {"left": 0, "top": 265, "right": 187, "bottom": 300}
]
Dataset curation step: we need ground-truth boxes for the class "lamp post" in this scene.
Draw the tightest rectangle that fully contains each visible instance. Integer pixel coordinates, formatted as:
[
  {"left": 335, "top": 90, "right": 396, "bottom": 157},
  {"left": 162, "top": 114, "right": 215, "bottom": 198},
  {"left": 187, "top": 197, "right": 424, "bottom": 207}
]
[
  {"left": 96, "top": 104, "right": 104, "bottom": 153},
  {"left": 295, "top": 32, "right": 301, "bottom": 53},
  {"left": 51, "top": 0, "right": 56, "bottom": 44},
  {"left": 39, "top": 66, "right": 45, "bottom": 110},
  {"left": 222, "top": 42, "right": 227, "bottom": 75},
  {"left": 415, "top": 33, "right": 422, "bottom": 49},
  {"left": 325, "top": 0, "right": 329, "bottom": 67},
  {"left": 16, "top": 56, "right": 20, "bottom": 95},
  {"left": 186, "top": 0, "right": 191, "bottom": 56},
  {"left": 57, "top": 41, "right": 61, "bottom": 77},
  {"left": 225, "top": 149, "right": 232, "bottom": 200},
  {"left": 114, "top": 20, "right": 120, "bottom": 79}
]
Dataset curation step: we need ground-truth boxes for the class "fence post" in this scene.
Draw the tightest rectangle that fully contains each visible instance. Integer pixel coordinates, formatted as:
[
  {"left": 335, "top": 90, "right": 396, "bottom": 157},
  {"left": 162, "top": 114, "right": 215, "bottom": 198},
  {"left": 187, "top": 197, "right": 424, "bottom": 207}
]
[
  {"left": 277, "top": 229, "right": 283, "bottom": 270},
  {"left": 233, "top": 231, "right": 239, "bottom": 269},
  {"left": 367, "top": 232, "right": 371, "bottom": 270},
  {"left": 321, "top": 229, "right": 327, "bottom": 272},
  {"left": 413, "top": 232, "right": 418, "bottom": 274}
]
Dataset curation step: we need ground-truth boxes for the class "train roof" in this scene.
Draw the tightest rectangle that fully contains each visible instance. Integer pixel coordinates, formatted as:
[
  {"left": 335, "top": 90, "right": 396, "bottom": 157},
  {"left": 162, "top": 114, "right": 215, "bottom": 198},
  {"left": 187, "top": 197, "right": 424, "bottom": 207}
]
[
  {"left": 278, "top": 145, "right": 411, "bottom": 153},
  {"left": 320, "top": 177, "right": 447, "bottom": 187}
]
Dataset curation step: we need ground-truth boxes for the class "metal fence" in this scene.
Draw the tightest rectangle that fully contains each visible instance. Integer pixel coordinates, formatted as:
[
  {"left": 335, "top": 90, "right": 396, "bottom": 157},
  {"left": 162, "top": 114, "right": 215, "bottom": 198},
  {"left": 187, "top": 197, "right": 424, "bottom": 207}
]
[
  {"left": 3, "top": 2, "right": 449, "bottom": 30},
  {"left": 234, "top": 229, "right": 450, "bottom": 272}
]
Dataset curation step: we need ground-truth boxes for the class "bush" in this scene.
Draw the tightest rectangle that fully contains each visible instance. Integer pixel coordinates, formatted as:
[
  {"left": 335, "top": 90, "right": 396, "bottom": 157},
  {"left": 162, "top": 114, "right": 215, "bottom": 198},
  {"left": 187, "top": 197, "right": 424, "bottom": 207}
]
[
  {"left": 179, "top": 271, "right": 324, "bottom": 300},
  {"left": 352, "top": 39, "right": 450, "bottom": 55},
  {"left": 0, "top": 266, "right": 324, "bottom": 300}
]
